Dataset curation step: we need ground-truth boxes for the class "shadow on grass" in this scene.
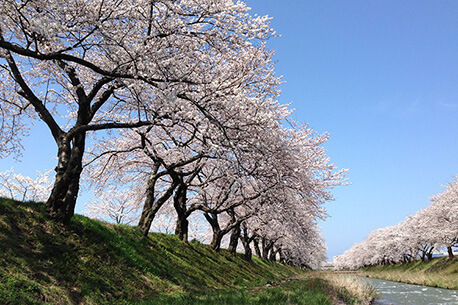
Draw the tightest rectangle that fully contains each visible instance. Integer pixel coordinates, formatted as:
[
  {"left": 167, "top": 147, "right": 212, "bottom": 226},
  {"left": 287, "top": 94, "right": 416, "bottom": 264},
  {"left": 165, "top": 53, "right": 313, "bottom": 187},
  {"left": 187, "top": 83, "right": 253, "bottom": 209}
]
[{"left": 0, "top": 198, "right": 302, "bottom": 305}]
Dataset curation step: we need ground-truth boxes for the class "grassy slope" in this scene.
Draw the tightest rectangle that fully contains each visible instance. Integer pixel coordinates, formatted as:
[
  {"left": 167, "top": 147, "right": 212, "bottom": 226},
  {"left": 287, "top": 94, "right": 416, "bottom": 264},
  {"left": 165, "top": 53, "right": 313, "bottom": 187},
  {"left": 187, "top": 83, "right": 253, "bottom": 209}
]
[
  {"left": 0, "top": 198, "right": 333, "bottom": 305},
  {"left": 356, "top": 257, "right": 458, "bottom": 289}
]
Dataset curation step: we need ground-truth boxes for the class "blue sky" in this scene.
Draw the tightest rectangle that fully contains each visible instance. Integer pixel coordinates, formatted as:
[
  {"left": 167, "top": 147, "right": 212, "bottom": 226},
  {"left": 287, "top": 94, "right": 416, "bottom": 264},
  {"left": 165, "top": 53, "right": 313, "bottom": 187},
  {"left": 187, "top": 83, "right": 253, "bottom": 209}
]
[
  {"left": 1, "top": 1, "right": 457, "bottom": 261},
  {"left": 246, "top": 0, "right": 458, "bottom": 260}
]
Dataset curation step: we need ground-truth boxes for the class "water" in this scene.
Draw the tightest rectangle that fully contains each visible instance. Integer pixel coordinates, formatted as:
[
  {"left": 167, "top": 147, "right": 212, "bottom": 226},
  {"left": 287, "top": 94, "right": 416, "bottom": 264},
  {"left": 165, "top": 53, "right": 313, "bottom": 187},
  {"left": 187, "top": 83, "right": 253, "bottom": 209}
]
[{"left": 363, "top": 277, "right": 458, "bottom": 305}]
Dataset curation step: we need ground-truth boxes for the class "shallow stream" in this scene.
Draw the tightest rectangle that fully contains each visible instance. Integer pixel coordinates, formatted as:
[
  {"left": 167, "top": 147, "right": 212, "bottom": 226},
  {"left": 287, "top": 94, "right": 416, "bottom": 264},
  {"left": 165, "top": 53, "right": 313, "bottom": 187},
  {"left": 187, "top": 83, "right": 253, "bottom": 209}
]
[{"left": 363, "top": 277, "right": 458, "bottom": 305}]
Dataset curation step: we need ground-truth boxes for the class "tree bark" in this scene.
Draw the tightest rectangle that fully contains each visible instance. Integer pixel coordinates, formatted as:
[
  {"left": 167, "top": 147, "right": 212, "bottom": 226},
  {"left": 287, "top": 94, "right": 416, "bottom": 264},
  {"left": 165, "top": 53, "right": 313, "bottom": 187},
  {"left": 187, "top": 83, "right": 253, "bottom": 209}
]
[
  {"left": 240, "top": 235, "right": 252, "bottom": 261},
  {"left": 447, "top": 246, "right": 454, "bottom": 259},
  {"left": 239, "top": 223, "right": 253, "bottom": 261},
  {"left": 46, "top": 133, "right": 86, "bottom": 224},
  {"left": 279, "top": 249, "right": 285, "bottom": 264},
  {"left": 138, "top": 175, "right": 177, "bottom": 236},
  {"left": 227, "top": 223, "right": 241, "bottom": 255},
  {"left": 253, "top": 238, "right": 262, "bottom": 258},
  {"left": 269, "top": 247, "right": 279, "bottom": 262},
  {"left": 174, "top": 182, "right": 189, "bottom": 242},
  {"left": 261, "top": 238, "right": 273, "bottom": 260},
  {"left": 204, "top": 212, "right": 224, "bottom": 251}
]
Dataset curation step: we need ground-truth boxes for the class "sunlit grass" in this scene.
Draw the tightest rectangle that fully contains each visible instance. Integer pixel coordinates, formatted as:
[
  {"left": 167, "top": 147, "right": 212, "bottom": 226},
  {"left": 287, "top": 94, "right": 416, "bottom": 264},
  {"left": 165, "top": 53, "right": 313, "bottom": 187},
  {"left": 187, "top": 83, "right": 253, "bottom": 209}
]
[
  {"left": 137, "top": 277, "right": 333, "bottom": 305},
  {"left": 1, "top": 198, "right": 325, "bottom": 304},
  {"left": 312, "top": 272, "right": 377, "bottom": 304}
]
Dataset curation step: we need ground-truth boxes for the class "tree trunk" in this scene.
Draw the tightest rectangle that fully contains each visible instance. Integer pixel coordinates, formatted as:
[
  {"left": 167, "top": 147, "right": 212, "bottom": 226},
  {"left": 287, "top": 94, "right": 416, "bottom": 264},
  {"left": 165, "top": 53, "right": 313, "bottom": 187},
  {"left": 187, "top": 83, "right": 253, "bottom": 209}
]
[
  {"left": 138, "top": 176, "right": 177, "bottom": 236},
  {"left": 253, "top": 238, "right": 262, "bottom": 258},
  {"left": 46, "top": 133, "right": 85, "bottom": 224},
  {"left": 240, "top": 235, "right": 252, "bottom": 261},
  {"left": 279, "top": 249, "right": 285, "bottom": 264},
  {"left": 210, "top": 230, "right": 223, "bottom": 251},
  {"left": 175, "top": 216, "right": 189, "bottom": 242},
  {"left": 239, "top": 223, "right": 252, "bottom": 261},
  {"left": 174, "top": 182, "right": 189, "bottom": 242},
  {"left": 204, "top": 212, "right": 223, "bottom": 251},
  {"left": 447, "top": 246, "right": 454, "bottom": 259},
  {"left": 227, "top": 223, "right": 241, "bottom": 255},
  {"left": 269, "top": 247, "right": 279, "bottom": 262},
  {"left": 261, "top": 238, "right": 272, "bottom": 260}
]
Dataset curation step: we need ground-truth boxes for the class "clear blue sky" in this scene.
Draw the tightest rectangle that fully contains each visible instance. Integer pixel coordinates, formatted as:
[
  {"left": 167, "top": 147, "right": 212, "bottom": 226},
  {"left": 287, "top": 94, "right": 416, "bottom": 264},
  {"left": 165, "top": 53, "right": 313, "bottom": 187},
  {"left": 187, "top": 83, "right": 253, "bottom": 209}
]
[
  {"left": 1, "top": 0, "right": 457, "bottom": 261},
  {"left": 246, "top": 0, "right": 458, "bottom": 260}
]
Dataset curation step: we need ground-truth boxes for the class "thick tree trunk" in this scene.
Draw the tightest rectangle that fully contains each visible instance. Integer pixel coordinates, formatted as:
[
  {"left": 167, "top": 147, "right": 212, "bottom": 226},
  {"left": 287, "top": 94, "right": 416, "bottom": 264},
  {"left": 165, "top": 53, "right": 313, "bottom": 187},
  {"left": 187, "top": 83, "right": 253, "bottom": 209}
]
[
  {"left": 174, "top": 183, "right": 189, "bottom": 242},
  {"left": 227, "top": 223, "right": 241, "bottom": 255},
  {"left": 447, "top": 246, "right": 454, "bottom": 259},
  {"left": 175, "top": 216, "right": 189, "bottom": 242},
  {"left": 210, "top": 230, "right": 223, "bottom": 251},
  {"left": 204, "top": 212, "right": 223, "bottom": 251},
  {"left": 46, "top": 133, "right": 85, "bottom": 224}
]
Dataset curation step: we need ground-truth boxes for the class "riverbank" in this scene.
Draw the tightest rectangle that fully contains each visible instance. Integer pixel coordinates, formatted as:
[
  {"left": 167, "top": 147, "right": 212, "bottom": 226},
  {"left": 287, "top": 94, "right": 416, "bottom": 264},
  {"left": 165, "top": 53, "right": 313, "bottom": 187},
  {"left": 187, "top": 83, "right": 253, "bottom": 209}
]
[
  {"left": 313, "top": 272, "right": 378, "bottom": 304},
  {"left": 365, "top": 277, "right": 458, "bottom": 305},
  {"left": 0, "top": 198, "right": 366, "bottom": 304},
  {"left": 353, "top": 257, "right": 458, "bottom": 290}
]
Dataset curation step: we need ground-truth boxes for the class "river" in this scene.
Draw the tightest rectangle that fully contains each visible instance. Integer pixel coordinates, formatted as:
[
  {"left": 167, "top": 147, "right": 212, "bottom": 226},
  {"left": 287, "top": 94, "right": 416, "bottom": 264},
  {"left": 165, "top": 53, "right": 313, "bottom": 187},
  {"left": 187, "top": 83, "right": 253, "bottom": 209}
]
[{"left": 362, "top": 277, "right": 458, "bottom": 305}]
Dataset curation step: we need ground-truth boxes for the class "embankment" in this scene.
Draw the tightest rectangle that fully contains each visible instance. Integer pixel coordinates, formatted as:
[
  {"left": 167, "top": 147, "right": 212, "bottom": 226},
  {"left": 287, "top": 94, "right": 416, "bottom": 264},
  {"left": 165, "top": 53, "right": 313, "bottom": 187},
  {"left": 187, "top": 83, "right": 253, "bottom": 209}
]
[
  {"left": 1, "top": 197, "right": 363, "bottom": 305},
  {"left": 355, "top": 257, "right": 458, "bottom": 290}
]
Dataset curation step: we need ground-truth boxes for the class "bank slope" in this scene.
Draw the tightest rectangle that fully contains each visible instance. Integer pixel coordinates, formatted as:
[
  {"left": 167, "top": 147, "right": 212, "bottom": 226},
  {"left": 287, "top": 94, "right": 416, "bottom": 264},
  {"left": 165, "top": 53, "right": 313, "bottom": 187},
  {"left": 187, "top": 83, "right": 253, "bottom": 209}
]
[
  {"left": 357, "top": 257, "right": 458, "bottom": 289},
  {"left": 0, "top": 198, "right": 305, "bottom": 304}
]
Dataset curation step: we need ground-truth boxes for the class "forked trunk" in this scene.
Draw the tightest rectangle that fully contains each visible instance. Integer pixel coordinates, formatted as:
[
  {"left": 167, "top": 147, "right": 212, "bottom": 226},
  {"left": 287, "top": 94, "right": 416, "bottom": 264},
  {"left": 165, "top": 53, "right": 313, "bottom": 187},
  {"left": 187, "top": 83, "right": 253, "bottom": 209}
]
[
  {"left": 210, "top": 231, "right": 223, "bottom": 251},
  {"left": 138, "top": 176, "right": 177, "bottom": 236},
  {"left": 46, "top": 133, "right": 86, "bottom": 224},
  {"left": 204, "top": 212, "right": 223, "bottom": 251}
]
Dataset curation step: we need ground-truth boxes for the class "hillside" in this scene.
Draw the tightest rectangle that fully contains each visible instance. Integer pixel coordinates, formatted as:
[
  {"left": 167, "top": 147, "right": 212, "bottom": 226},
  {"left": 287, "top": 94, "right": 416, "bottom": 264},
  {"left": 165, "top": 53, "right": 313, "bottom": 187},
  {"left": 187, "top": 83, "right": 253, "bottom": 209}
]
[{"left": 0, "top": 198, "right": 328, "bottom": 304}]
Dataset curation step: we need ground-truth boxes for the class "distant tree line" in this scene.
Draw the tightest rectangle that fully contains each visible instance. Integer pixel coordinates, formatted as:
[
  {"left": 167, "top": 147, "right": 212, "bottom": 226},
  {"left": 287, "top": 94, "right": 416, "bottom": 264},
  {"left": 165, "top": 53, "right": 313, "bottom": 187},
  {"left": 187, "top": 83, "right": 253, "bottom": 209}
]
[{"left": 335, "top": 176, "right": 458, "bottom": 269}]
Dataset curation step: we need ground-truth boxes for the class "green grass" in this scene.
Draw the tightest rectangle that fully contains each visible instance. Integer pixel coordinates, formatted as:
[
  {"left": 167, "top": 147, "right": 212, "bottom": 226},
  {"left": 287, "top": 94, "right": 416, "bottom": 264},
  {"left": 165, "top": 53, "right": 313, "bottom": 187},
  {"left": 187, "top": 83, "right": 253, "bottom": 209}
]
[
  {"left": 138, "top": 278, "right": 333, "bottom": 305},
  {"left": 355, "top": 257, "right": 458, "bottom": 289},
  {"left": 0, "top": 197, "right": 340, "bottom": 304}
]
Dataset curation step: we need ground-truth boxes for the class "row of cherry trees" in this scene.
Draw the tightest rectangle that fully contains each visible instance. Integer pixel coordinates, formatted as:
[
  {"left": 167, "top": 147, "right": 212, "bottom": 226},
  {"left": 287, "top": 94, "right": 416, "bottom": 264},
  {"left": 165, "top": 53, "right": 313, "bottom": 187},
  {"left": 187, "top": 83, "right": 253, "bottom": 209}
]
[
  {"left": 334, "top": 176, "right": 458, "bottom": 270},
  {"left": 0, "top": 0, "right": 345, "bottom": 268},
  {"left": 80, "top": 121, "right": 343, "bottom": 268}
]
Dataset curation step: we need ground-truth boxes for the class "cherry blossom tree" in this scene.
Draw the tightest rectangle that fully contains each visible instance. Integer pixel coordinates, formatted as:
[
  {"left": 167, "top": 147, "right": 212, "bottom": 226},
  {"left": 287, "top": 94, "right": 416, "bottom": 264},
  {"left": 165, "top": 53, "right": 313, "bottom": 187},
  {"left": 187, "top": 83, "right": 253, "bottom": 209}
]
[
  {"left": 228, "top": 123, "right": 346, "bottom": 266},
  {"left": 335, "top": 176, "right": 458, "bottom": 269},
  {"left": 428, "top": 176, "right": 458, "bottom": 258},
  {"left": 0, "top": 167, "right": 53, "bottom": 202},
  {"left": 190, "top": 156, "right": 264, "bottom": 250},
  {"left": 83, "top": 124, "right": 205, "bottom": 235},
  {"left": 82, "top": 186, "right": 143, "bottom": 225},
  {"left": 0, "top": 0, "right": 278, "bottom": 224}
]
